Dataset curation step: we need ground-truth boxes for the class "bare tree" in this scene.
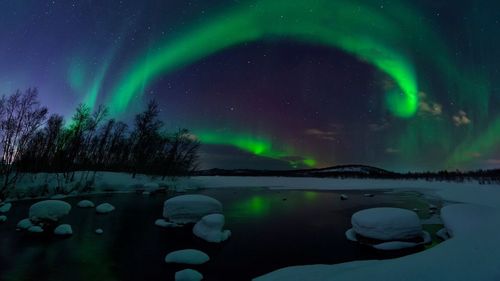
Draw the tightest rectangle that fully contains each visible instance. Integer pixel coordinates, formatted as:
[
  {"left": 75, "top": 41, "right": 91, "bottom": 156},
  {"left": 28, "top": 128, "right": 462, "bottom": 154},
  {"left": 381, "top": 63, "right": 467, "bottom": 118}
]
[
  {"left": 0, "top": 89, "right": 48, "bottom": 198},
  {"left": 130, "top": 100, "right": 163, "bottom": 177}
]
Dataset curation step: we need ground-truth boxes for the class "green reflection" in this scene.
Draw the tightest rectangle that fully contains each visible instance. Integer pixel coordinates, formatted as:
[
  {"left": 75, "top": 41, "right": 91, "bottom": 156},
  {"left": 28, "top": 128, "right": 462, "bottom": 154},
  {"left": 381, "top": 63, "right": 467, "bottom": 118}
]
[{"left": 304, "top": 191, "right": 318, "bottom": 201}]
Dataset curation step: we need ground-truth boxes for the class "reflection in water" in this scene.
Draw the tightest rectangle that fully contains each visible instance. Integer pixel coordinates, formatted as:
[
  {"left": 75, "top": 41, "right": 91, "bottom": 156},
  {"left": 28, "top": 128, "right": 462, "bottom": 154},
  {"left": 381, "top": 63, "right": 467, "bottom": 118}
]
[
  {"left": 304, "top": 191, "right": 318, "bottom": 201},
  {"left": 76, "top": 237, "right": 116, "bottom": 281}
]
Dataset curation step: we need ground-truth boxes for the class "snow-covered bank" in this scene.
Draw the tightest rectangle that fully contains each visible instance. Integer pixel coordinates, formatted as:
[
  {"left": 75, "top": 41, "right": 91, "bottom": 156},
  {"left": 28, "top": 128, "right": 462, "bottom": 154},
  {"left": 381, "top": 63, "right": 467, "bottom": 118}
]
[{"left": 8, "top": 173, "right": 500, "bottom": 207}]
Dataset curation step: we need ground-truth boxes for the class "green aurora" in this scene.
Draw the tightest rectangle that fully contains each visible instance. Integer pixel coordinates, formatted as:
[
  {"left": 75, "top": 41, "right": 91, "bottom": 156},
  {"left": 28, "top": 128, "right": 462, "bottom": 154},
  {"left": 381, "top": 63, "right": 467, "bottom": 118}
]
[
  {"left": 67, "top": 0, "right": 498, "bottom": 169},
  {"left": 99, "top": 0, "right": 427, "bottom": 168}
]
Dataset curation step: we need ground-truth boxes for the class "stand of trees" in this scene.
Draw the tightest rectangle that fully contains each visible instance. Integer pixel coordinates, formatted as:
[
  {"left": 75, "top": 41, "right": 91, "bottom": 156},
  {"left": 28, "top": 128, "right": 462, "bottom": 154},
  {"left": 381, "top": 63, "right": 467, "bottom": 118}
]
[{"left": 0, "top": 88, "right": 199, "bottom": 199}]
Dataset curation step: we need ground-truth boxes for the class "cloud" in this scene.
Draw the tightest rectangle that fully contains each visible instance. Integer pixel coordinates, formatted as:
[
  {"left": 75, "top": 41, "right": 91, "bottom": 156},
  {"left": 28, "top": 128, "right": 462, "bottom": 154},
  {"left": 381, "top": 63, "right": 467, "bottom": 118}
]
[
  {"left": 418, "top": 92, "right": 442, "bottom": 116},
  {"left": 486, "top": 159, "right": 500, "bottom": 165},
  {"left": 469, "top": 152, "right": 482, "bottom": 158},
  {"left": 305, "top": 128, "right": 336, "bottom": 141},
  {"left": 385, "top": 147, "right": 400, "bottom": 154},
  {"left": 452, "top": 110, "right": 471, "bottom": 126},
  {"left": 368, "top": 119, "right": 389, "bottom": 132}
]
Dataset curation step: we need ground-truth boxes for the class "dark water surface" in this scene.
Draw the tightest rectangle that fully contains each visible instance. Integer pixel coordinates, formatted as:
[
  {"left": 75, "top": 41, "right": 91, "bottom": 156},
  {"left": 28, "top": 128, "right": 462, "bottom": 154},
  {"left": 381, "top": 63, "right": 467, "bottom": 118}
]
[{"left": 0, "top": 188, "right": 441, "bottom": 281}]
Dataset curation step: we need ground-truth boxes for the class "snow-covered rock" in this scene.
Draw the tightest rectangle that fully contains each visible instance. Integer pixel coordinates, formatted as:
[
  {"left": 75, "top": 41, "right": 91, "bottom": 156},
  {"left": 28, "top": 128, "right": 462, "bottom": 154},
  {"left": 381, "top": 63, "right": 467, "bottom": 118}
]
[
  {"left": 77, "top": 200, "right": 95, "bottom": 208},
  {"left": 163, "top": 195, "right": 222, "bottom": 224},
  {"left": 96, "top": 203, "right": 115, "bottom": 214},
  {"left": 193, "top": 213, "right": 231, "bottom": 243},
  {"left": 340, "top": 194, "right": 348, "bottom": 200},
  {"left": 51, "top": 194, "right": 67, "bottom": 199},
  {"left": 175, "top": 269, "right": 203, "bottom": 281},
  {"left": 95, "top": 228, "right": 104, "bottom": 234},
  {"left": 346, "top": 226, "right": 430, "bottom": 250},
  {"left": 0, "top": 203, "right": 12, "bottom": 213},
  {"left": 29, "top": 200, "right": 71, "bottom": 222},
  {"left": 350, "top": 207, "right": 422, "bottom": 240},
  {"left": 155, "top": 218, "right": 180, "bottom": 228},
  {"left": 54, "top": 224, "right": 73, "bottom": 236},
  {"left": 440, "top": 203, "right": 495, "bottom": 237},
  {"left": 28, "top": 225, "right": 44, "bottom": 233},
  {"left": 164, "top": 249, "right": 210, "bottom": 265},
  {"left": 17, "top": 218, "right": 33, "bottom": 230},
  {"left": 0, "top": 215, "right": 6, "bottom": 222}
]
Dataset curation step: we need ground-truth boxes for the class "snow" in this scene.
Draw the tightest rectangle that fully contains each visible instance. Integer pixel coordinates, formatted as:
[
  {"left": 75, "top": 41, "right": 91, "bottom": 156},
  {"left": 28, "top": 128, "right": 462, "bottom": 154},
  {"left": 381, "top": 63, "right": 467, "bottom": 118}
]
[
  {"left": 17, "top": 218, "right": 33, "bottom": 230},
  {"left": 436, "top": 228, "right": 450, "bottom": 240},
  {"left": 164, "top": 249, "right": 210, "bottom": 265},
  {"left": 344, "top": 228, "right": 357, "bottom": 242},
  {"left": 144, "top": 182, "right": 159, "bottom": 191},
  {"left": 163, "top": 195, "right": 222, "bottom": 224},
  {"left": 29, "top": 200, "right": 71, "bottom": 222},
  {"left": 350, "top": 207, "right": 422, "bottom": 241},
  {"left": 154, "top": 218, "right": 180, "bottom": 228},
  {"left": 95, "top": 228, "right": 103, "bottom": 234},
  {"left": 371, "top": 231, "right": 431, "bottom": 250},
  {"left": 28, "top": 225, "right": 44, "bottom": 233},
  {"left": 175, "top": 269, "right": 203, "bottom": 281},
  {"left": 440, "top": 204, "right": 496, "bottom": 237},
  {"left": 193, "top": 213, "right": 231, "bottom": 243},
  {"left": 0, "top": 202, "right": 12, "bottom": 213},
  {"left": 0, "top": 215, "right": 6, "bottom": 222},
  {"left": 77, "top": 200, "right": 95, "bottom": 208},
  {"left": 54, "top": 224, "right": 73, "bottom": 235},
  {"left": 96, "top": 203, "right": 115, "bottom": 214}
]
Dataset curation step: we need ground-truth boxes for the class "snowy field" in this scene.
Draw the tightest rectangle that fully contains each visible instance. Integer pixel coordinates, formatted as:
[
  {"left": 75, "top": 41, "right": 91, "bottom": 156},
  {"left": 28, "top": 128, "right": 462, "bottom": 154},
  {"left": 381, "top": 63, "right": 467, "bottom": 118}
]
[{"left": 4, "top": 172, "right": 500, "bottom": 280}]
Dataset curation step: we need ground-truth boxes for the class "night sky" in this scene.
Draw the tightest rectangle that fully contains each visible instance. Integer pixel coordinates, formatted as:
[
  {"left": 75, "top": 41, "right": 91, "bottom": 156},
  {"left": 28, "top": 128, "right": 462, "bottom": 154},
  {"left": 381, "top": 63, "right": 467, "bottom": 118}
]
[{"left": 1, "top": 0, "right": 499, "bottom": 171}]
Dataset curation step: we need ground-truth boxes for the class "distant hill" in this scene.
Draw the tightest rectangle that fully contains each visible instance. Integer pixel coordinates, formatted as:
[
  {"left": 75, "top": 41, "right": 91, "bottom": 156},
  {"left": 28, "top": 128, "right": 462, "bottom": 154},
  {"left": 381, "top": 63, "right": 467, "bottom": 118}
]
[
  {"left": 194, "top": 165, "right": 500, "bottom": 183},
  {"left": 195, "top": 164, "right": 398, "bottom": 177}
]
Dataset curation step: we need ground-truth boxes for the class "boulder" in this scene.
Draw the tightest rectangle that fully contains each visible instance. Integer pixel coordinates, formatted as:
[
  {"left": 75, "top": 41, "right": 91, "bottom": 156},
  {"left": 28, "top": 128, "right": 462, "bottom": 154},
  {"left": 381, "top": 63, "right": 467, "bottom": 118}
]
[{"left": 163, "top": 195, "right": 222, "bottom": 224}]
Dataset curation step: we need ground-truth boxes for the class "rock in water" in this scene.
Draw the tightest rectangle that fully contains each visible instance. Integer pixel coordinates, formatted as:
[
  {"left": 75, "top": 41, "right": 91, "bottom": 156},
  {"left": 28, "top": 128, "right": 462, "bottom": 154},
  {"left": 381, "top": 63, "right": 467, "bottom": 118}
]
[
  {"left": 77, "top": 200, "right": 95, "bottom": 208},
  {"left": 0, "top": 203, "right": 12, "bottom": 213},
  {"left": 155, "top": 218, "right": 180, "bottom": 228},
  {"left": 351, "top": 207, "right": 422, "bottom": 240},
  {"left": 17, "top": 218, "right": 33, "bottom": 230},
  {"left": 175, "top": 269, "right": 203, "bottom": 281},
  {"left": 164, "top": 249, "right": 210, "bottom": 265},
  {"left": 95, "top": 228, "right": 104, "bottom": 234},
  {"left": 340, "top": 194, "right": 349, "bottom": 200},
  {"left": 96, "top": 203, "right": 115, "bottom": 214},
  {"left": 193, "top": 213, "right": 231, "bottom": 243},
  {"left": 54, "top": 224, "right": 73, "bottom": 236},
  {"left": 163, "top": 195, "right": 222, "bottom": 224},
  {"left": 29, "top": 200, "right": 71, "bottom": 222},
  {"left": 28, "top": 225, "right": 44, "bottom": 233}
]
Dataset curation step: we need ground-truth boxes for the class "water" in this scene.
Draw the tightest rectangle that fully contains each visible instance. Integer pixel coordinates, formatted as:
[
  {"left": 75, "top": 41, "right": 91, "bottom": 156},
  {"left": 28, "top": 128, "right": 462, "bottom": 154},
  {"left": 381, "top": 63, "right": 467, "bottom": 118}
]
[{"left": 0, "top": 188, "right": 442, "bottom": 281}]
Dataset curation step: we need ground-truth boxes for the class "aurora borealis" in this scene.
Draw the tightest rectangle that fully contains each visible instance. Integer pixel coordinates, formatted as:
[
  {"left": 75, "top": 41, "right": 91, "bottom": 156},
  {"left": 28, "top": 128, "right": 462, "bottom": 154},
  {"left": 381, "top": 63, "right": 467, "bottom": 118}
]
[{"left": 0, "top": 0, "right": 499, "bottom": 170}]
